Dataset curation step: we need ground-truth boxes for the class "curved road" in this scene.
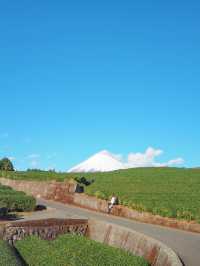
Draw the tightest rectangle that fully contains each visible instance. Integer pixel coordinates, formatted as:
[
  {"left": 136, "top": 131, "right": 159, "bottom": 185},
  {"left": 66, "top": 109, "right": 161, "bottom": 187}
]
[{"left": 33, "top": 199, "right": 200, "bottom": 266}]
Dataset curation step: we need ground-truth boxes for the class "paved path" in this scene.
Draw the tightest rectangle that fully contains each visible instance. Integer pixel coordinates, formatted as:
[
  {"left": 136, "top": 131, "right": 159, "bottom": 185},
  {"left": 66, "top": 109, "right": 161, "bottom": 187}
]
[{"left": 32, "top": 199, "right": 200, "bottom": 266}]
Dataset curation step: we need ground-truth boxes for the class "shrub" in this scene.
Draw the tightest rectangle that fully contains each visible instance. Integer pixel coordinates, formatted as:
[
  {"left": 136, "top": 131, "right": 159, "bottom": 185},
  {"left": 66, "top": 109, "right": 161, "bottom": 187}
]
[
  {"left": 0, "top": 184, "right": 36, "bottom": 214},
  {"left": 94, "top": 191, "right": 107, "bottom": 200},
  {"left": 176, "top": 210, "right": 195, "bottom": 221},
  {"left": 0, "top": 195, "right": 36, "bottom": 212},
  {"left": 15, "top": 235, "right": 149, "bottom": 266}
]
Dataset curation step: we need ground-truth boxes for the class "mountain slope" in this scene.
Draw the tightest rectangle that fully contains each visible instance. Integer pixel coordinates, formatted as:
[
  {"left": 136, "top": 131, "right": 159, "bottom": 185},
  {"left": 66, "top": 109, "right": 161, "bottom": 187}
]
[{"left": 68, "top": 150, "right": 125, "bottom": 173}]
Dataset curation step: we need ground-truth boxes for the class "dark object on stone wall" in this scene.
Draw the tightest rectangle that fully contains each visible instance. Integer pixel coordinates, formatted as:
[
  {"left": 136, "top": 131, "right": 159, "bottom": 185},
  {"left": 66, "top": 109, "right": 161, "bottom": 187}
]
[{"left": 75, "top": 184, "right": 84, "bottom": 193}]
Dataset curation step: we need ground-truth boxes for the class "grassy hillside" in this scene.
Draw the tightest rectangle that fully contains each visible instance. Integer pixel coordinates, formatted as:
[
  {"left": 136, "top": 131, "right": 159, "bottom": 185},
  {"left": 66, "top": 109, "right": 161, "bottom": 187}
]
[
  {"left": 15, "top": 234, "right": 148, "bottom": 266},
  {"left": 1, "top": 167, "right": 200, "bottom": 222},
  {"left": 84, "top": 167, "right": 200, "bottom": 222}
]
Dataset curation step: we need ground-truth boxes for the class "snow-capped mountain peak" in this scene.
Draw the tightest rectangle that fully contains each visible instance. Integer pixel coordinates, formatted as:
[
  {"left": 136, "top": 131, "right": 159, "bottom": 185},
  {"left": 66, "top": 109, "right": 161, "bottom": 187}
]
[{"left": 68, "top": 150, "right": 124, "bottom": 173}]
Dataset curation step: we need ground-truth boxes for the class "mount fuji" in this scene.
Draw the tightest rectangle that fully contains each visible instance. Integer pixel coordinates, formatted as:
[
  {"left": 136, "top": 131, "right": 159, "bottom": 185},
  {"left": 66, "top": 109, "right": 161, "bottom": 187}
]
[{"left": 68, "top": 150, "right": 125, "bottom": 173}]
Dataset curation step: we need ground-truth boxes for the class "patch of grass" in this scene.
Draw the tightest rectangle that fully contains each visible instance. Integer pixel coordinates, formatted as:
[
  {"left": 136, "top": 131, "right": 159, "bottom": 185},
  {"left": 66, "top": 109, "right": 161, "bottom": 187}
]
[
  {"left": 0, "top": 240, "right": 21, "bottom": 266},
  {"left": 15, "top": 234, "right": 148, "bottom": 266}
]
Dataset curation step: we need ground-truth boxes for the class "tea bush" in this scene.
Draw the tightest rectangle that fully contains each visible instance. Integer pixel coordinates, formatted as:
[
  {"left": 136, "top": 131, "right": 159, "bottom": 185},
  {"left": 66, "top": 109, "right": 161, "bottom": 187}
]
[
  {"left": 0, "top": 184, "right": 36, "bottom": 214},
  {"left": 15, "top": 234, "right": 149, "bottom": 266}
]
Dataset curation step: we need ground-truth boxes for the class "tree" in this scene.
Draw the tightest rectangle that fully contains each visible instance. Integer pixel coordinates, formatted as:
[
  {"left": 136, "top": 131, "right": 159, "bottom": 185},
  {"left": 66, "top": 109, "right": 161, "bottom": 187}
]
[{"left": 0, "top": 157, "right": 14, "bottom": 171}]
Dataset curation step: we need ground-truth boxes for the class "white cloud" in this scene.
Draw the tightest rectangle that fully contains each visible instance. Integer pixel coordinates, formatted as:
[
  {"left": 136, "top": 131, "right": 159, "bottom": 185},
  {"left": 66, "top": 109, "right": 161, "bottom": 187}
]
[
  {"left": 165, "top": 158, "right": 185, "bottom": 166},
  {"left": 127, "top": 147, "right": 163, "bottom": 167},
  {"left": 123, "top": 147, "right": 184, "bottom": 168}
]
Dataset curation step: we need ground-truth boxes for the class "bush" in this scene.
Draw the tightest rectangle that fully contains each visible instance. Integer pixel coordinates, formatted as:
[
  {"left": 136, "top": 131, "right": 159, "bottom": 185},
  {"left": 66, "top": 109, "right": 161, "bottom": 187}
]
[
  {"left": 74, "top": 176, "right": 94, "bottom": 186},
  {"left": 0, "top": 184, "right": 36, "bottom": 214},
  {"left": 94, "top": 191, "right": 107, "bottom": 200},
  {"left": 0, "top": 195, "right": 36, "bottom": 212},
  {"left": 15, "top": 235, "right": 149, "bottom": 266},
  {"left": 176, "top": 209, "right": 195, "bottom": 221}
]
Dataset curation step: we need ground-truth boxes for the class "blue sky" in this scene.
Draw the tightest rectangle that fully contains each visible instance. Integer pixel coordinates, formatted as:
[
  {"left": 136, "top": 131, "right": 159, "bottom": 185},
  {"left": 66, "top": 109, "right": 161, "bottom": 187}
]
[{"left": 0, "top": 0, "right": 200, "bottom": 170}]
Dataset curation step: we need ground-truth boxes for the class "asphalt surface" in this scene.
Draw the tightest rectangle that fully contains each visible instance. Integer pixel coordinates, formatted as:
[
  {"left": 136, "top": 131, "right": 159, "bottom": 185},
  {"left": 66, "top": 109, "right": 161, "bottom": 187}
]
[{"left": 34, "top": 198, "right": 200, "bottom": 266}]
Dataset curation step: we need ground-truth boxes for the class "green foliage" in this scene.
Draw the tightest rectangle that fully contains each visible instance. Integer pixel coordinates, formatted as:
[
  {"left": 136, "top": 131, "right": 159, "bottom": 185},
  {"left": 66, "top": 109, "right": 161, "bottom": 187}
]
[
  {"left": 94, "top": 190, "right": 107, "bottom": 199},
  {"left": 0, "top": 240, "right": 21, "bottom": 266},
  {"left": 0, "top": 184, "right": 36, "bottom": 215},
  {"left": 74, "top": 176, "right": 94, "bottom": 186},
  {"left": 0, "top": 158, "right": 14, "bottom": 171},
  {"left": 0, "top": 170, "right": 68, "bottom": 181},
  {"left": 0, "top": 194, "right": 36, "bottom": 212},
  {"left": 83, "top": 167, "right": 200, "bottom": 222},
  {"left": 1, "top": 167, "right": 200, "bottom": 222},
  {"left": 15, "top": 235, "right": 149, "bottom": 266}
]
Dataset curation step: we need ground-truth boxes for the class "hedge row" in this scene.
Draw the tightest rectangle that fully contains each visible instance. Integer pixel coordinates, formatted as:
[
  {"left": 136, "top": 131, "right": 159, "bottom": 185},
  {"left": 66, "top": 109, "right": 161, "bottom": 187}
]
[
  {"left": 0, "top": 184, "right": 36, "bottom": 215},
  {"left": 15, "top": 235, "right": 149, "bottom": 266}
]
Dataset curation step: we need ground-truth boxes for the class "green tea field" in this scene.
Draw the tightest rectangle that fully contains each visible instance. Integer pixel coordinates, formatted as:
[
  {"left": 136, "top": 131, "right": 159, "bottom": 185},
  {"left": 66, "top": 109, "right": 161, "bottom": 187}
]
[
  {"left": 15, "top": 234, "right": 148, "bottom": 266},
  {"left": 1, "top": 167, "right": 200, "bottom": 222}
]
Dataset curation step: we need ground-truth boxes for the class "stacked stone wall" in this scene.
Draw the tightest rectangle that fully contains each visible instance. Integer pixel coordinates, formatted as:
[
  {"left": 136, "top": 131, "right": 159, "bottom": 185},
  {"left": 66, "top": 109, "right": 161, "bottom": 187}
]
[{"left": 3, "top": 218, "right": 88, "bottom": 244}]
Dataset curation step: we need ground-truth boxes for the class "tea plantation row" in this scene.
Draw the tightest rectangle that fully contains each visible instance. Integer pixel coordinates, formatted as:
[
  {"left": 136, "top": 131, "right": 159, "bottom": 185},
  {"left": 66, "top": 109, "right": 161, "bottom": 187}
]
[
  {"left": 0, "top": 184, "right": 36, "bottom": 215},
  {"left": 84, "top": 167, "right": 200, "bottom": 222},
  {"left": 1, "top": 167, "right": 200, "bottom": 222},
  {"left": 15, "top": 234, "right": 148, "bottom": 266}
]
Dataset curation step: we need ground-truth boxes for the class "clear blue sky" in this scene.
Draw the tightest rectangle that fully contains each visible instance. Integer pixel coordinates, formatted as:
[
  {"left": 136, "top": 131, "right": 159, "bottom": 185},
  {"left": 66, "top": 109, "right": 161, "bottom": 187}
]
[{"left": 0, "top": 1, "right": 200, "bottom": 170}]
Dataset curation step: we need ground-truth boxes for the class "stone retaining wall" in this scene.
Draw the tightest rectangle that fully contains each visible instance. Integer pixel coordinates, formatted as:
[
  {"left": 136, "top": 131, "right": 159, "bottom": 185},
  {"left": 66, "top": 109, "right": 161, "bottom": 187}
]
[
  {"left": 3, "top": 218, "right": 88, "bottom": 244},
  {"left": 1, "top": 178, "right": 200, "bottom": 234},
  {"left": 73, "top": 193, "right": 200, "bottom": 233},
  {"left": 0, "top": 178, "right": 76, "bottom": 199},
  {"left": 88, "top": 219, "right": 182, "bottom": 266}
]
